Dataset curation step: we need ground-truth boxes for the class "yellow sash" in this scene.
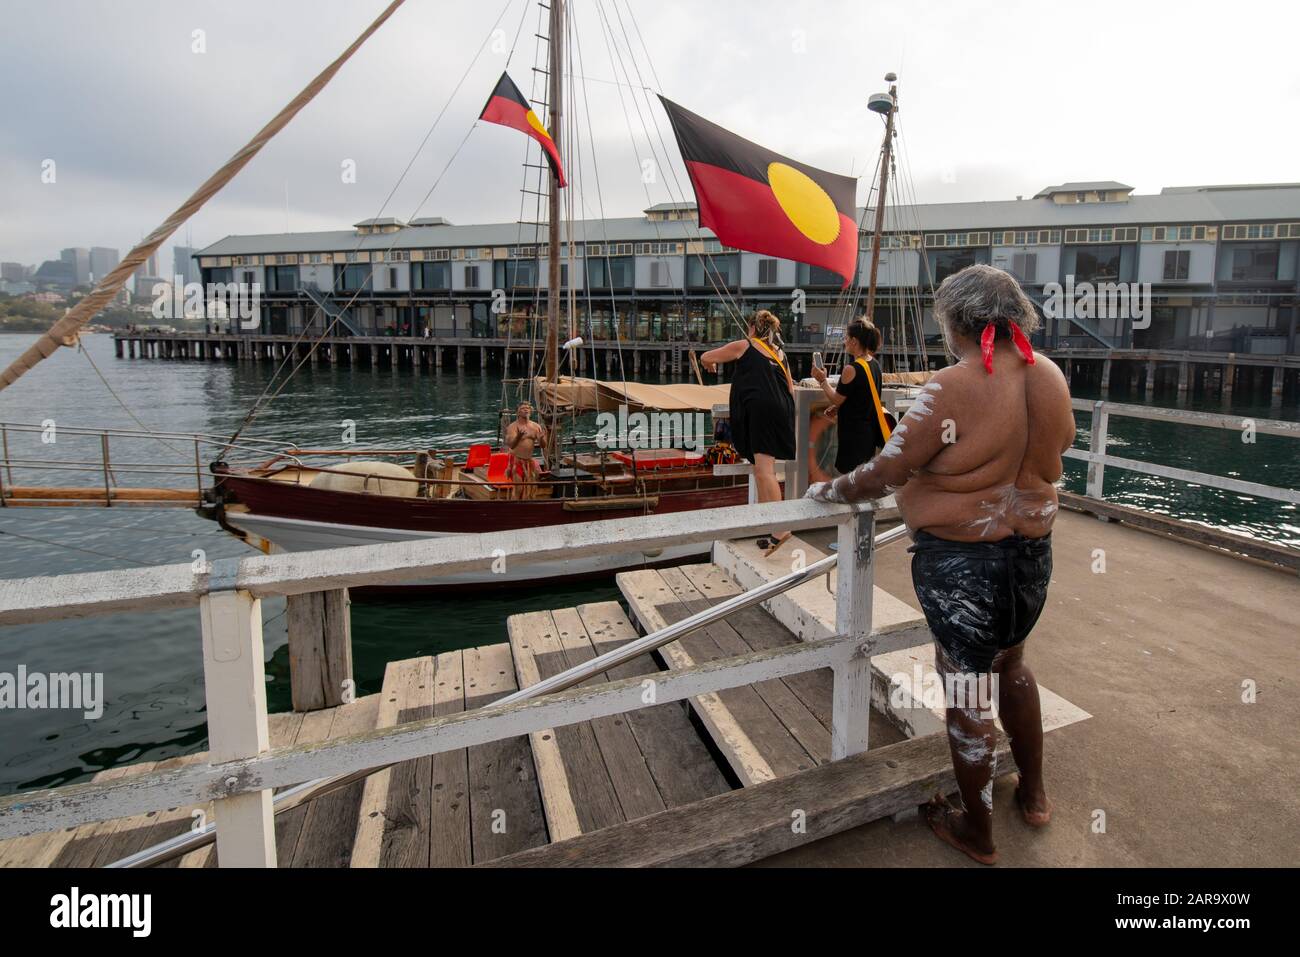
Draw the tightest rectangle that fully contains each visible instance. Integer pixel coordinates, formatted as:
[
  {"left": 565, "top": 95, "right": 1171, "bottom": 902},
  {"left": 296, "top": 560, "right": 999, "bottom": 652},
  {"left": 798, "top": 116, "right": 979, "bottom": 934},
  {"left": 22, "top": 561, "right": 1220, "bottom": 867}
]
[
  {"left": 749, "top": 337, "right": 793, "bottom": 391},
  {"left": 854, "top": 357, "right": 893, "bottom": 442}
]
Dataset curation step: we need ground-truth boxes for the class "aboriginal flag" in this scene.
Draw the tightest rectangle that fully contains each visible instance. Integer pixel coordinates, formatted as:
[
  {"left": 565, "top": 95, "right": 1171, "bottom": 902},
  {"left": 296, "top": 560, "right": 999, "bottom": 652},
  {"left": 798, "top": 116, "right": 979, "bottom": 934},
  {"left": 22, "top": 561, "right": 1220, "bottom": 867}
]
[
  {"left": 659, "top": 97, "right": 858, "bottom": 287},
  {"left": 480, "top": 72, "right": 567, "bottom": 188}
]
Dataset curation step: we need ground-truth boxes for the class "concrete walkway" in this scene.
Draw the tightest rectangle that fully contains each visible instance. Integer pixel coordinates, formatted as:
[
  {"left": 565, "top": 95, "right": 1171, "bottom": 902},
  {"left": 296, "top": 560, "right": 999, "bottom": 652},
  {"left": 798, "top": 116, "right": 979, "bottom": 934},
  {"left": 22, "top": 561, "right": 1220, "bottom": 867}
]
[{"left": 760, "top": 508, "right": 1299, "bottom": 867}]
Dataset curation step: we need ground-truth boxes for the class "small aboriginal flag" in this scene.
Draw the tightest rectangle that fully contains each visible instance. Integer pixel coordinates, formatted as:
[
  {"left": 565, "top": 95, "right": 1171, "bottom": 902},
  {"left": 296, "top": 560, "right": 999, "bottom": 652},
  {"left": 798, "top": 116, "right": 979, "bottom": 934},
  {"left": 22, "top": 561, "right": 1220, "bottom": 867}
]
[
  {"left": 480, "top": 72, "right": 567, "bottom": 188},
  {"left": 659, "top": 96, "right": 858, "bottom": 287}
]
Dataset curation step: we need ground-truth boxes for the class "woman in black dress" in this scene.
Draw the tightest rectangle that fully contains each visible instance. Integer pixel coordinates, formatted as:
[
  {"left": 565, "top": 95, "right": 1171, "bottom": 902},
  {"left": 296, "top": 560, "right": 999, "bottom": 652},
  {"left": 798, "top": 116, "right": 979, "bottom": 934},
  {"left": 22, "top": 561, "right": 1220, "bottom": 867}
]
[
  {"left": 810, "top": 318, "right": 889, "bottom": 475},
  {"left": 701, "top": 310, "right": 796, "bottom": 555}
]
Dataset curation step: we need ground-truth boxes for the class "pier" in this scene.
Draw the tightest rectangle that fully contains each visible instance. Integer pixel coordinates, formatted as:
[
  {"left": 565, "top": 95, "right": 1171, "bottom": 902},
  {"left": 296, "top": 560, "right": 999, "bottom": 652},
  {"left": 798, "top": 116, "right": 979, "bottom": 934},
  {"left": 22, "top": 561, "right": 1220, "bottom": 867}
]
[
  {"left": 110, "top": 331, "right": 1300, "bottom": 407},
  {"left": 0, "top": 395, "right": 1296, "bottom": 866}
]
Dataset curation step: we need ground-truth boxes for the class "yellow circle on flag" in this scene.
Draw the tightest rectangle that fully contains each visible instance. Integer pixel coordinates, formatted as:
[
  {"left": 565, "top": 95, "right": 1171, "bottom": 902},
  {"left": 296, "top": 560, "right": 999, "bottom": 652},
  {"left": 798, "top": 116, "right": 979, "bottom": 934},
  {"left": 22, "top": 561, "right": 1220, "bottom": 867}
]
[
  {"left": 767, "top": 162, "right": 840, "bottom": 245},
  {"left": 526, "top": 110, "right": 551, "bottom": 141}
]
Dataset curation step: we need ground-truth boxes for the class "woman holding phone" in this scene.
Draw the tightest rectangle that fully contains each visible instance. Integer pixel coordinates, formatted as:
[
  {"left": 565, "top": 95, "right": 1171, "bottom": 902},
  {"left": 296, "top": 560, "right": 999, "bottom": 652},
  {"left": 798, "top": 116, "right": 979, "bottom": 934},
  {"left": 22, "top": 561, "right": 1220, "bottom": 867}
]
[{"left": 811, "top": 318, "right": 890, "bottom": 475}]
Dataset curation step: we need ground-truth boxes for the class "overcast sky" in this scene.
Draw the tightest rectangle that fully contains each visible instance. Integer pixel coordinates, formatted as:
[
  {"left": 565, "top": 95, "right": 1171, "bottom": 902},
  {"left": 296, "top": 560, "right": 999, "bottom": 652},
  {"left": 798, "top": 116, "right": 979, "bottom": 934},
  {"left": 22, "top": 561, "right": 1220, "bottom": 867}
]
[{"left": 3, "top": 0, "right": 1298, "bottom": 266}]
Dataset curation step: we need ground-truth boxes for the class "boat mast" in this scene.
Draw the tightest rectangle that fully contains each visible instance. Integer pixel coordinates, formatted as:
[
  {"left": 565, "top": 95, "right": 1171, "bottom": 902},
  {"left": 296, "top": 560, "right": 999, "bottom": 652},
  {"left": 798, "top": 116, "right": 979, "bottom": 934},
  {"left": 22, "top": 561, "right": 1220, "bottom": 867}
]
[
  {"left": 544, "top": 0, "right": 565, "bottom": 383},
  {"left": 863, "top": 73, "right": 898, "bottom": 330}
]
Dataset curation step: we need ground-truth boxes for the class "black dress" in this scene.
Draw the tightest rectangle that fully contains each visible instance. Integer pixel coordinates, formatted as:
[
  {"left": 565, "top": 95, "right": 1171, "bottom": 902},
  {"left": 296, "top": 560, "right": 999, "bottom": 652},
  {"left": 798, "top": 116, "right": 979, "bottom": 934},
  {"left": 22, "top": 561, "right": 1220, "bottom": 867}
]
[
  {"left": 730, "top": 340, "right": 795, "bottom": 462},
  {"left": 834, "top": 355, "right": 887, "bottom": 474}
]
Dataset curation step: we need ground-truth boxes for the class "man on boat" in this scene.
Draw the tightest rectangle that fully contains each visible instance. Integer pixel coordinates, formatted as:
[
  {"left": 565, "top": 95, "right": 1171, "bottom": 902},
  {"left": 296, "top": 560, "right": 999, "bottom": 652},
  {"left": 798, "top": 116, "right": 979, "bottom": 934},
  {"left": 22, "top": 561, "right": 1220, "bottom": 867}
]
[
  {"left": 807, "top": 264, "right": 1075, "bottom": 865},
  {"left": 504, "top": 401, "right": 547, "bottom": 500}
]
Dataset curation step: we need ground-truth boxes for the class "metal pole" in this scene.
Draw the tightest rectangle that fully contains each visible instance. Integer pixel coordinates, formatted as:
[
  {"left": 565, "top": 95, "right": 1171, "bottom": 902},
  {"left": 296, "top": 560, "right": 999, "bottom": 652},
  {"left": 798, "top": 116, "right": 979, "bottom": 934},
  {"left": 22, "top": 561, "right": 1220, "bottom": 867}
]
[
  {"left": 110, "top": 518, "right": 911, "bottom": 868},
  {"left": 101, "top": 433, "right": 112, "bottom": 507}
]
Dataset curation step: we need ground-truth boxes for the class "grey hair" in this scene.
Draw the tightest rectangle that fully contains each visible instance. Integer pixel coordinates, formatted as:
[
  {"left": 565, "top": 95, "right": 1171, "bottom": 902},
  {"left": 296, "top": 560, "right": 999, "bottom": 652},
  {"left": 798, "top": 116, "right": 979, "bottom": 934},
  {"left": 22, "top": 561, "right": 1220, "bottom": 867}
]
[{"left": 933, "top": 264, "right": 1040, "bottom": 354}]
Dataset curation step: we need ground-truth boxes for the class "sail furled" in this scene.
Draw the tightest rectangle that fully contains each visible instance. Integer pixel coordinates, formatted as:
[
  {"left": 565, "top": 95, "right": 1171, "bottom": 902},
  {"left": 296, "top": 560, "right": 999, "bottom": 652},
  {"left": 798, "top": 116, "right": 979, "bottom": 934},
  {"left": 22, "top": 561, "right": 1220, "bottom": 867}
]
[
  {"left": 480, "top": 72, "right": 567, "bottom": 187},
  {"left": 658, "top": 96, "right": 858, "bottom": 288}
]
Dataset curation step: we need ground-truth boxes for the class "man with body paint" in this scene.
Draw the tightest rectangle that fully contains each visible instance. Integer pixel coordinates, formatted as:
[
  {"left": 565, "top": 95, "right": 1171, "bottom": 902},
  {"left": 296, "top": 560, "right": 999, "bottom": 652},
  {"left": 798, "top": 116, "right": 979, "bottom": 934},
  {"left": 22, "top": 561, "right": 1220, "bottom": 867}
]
[{"left": 807, "top": 264, "right": 1075, "bottom": 864}]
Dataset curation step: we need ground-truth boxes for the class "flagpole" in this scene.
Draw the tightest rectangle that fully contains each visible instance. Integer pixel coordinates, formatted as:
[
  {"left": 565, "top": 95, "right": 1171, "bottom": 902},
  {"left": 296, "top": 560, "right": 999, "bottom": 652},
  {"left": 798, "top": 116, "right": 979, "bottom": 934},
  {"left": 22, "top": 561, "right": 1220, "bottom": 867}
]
[
  {"left": 863, "top": 73, "right": 898, "bottom": 328},
  {"left": 545, "top": 0, "right": 565, "bottom": 384}
]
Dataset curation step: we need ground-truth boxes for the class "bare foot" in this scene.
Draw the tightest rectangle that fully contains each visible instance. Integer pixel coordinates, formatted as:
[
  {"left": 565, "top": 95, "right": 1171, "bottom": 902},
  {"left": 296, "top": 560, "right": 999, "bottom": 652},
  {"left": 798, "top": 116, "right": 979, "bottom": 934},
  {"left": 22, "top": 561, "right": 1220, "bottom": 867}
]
[
  {"left": 924, "top": 794, "right": 998, "bottom": 865},
  {"left": 1014, "top": 777, "right": 1052, "bottom": 828}
]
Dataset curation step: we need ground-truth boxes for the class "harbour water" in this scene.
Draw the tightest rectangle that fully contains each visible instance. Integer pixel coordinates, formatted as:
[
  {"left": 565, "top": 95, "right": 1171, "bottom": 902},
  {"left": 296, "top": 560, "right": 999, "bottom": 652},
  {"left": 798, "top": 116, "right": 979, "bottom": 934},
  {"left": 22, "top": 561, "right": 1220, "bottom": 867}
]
[{"left": 0, "top": 332, "right": 1295, "bottom": 796}]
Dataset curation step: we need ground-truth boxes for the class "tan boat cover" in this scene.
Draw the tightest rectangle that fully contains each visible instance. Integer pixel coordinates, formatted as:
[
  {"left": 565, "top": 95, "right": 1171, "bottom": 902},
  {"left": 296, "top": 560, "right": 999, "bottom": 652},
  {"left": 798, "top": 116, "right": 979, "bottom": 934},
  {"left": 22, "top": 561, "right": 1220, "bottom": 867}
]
[
  {"left": 535, "top": 376, "right": 731, "bottom": 413},
  {"left": 883, "top": 371, "right": 935, "bottom": 386}
]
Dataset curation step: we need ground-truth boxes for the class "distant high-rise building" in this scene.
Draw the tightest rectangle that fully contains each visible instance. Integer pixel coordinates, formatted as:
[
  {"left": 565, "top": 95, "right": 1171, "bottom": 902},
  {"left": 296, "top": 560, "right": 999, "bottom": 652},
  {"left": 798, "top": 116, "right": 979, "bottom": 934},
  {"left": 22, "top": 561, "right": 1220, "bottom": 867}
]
[
  {"left": 89, "top": 246, "right": 119, "bottom": 284},
  {"left": 173, "top": 246, "right": 199, "bottom": 285},
  {"left": 35, "top": 259, "right": 76, "bottom": 289},
  {"left": 60, "top": 247, "right": 91, "bottom": 285},
  {"left": 132, "top": 251, "right": 162, "bottom": 299},
  {"left": 0, "top": 262, "right": 26, "bottom": 283}
]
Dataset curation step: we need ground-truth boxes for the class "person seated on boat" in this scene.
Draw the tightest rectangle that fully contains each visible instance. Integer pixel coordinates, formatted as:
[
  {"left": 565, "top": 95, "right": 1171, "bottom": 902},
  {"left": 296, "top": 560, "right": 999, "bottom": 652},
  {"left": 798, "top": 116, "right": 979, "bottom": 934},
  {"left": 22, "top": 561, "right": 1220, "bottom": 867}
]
[
  {"left": 809, "top": 317, "right": 889, "bottom": 476},
  {"left": 504, "top": 401, "right": 547, "bottom": 500},
  {"left": 806, "top": 264, "right": 1075, "bottom": 866},
  {"left": 701, "top": 309, "right": 796, "bottom": 556}
]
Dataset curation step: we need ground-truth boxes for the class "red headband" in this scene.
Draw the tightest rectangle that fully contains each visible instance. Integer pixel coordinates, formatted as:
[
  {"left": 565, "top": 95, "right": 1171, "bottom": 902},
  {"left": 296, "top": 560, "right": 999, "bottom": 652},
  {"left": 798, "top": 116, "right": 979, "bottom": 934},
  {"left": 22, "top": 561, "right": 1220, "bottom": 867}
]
[{"left": 980, "top": 322, "right": 1036, "bottom": 375}]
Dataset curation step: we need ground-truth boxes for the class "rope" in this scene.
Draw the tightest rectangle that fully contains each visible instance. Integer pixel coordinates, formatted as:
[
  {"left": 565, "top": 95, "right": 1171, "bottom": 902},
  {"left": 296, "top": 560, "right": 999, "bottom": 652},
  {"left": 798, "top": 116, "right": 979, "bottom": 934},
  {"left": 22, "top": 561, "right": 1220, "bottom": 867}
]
[{"left": 0, "top": 0, "right": 410, "bottom": 393}]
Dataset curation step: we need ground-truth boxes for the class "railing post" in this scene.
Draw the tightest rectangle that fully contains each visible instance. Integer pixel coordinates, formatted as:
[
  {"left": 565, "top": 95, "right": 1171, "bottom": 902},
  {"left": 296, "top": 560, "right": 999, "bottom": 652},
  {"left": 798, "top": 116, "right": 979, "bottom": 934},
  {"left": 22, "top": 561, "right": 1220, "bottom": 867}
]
[
  {"left": 831, "top": 505, "right": 875, "bottom": 760},
  {"left": 199, "top": 589, "right": 277, "bottom": 867},
  {"left": 1086, "top": 399, "right": 1109, "bottom": 501}
]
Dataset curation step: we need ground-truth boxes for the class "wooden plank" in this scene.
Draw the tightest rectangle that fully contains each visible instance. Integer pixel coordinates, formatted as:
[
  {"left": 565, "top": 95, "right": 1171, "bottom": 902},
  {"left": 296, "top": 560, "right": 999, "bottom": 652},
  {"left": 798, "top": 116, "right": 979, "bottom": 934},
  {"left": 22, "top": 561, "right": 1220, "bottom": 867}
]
[
  {"left": 463, "top": 642, "right": 549, "bottom": 863},
  {"left": 350, "top": 658, "right": 422, "bottom": 868},
  {"left": 427, "top": 652, "right": 471, "bottom": 868},
  {"left": 575, "top": 602, "right": 731, "bottom": 809},
  {"left": 507, "top": 613, "right": 582, "bottom": 842},
  {"left": 290, "top": 694, "right": 382, "bottom": 868},
  {"left": 552, "top": 606, "right": 666, "bottom": 822},
  {"left": 678, "top": 564, "right": 834, "bottom": 729},
  {"left": 521, "top": 612, "right": 626, "bottom": 833},
  {"left": 274, "top": 708, "right": 338, "bottom": 864},
  {"left": 620, "top": 569, "right": 818, "bottom": 785},
  {"left": 482, "top": 731, "right": 1017, "bottom": 869},
  {"left": 658, "top": 567, "right": 831, "bottom": 768}
]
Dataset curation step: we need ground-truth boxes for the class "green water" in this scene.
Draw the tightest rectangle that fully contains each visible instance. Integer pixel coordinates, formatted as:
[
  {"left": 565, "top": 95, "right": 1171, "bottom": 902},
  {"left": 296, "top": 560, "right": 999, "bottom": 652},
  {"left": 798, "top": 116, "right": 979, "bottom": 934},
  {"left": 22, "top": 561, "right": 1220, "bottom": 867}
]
[{"left": 0, "top": 333, "right": 1295, "bottom": 796}]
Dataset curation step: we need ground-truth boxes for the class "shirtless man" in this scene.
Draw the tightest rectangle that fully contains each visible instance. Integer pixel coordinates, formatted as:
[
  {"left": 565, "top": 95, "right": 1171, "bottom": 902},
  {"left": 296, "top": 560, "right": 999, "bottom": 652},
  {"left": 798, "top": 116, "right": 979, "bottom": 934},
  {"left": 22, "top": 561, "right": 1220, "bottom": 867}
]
[
  {"left": 504, "top": 402, "right": 547, "bottom": 500},
  {"left": 807, "top": 264, "right": 1075, "bottom": 865}
]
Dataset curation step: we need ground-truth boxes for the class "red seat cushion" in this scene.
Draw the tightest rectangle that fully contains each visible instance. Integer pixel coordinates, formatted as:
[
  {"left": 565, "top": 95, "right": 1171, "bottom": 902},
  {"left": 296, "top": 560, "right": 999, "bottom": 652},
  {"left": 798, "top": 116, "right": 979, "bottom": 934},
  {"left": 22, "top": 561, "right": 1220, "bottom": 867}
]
[{"left": 465, "top": 443, "right": 491, "bottom": 469}]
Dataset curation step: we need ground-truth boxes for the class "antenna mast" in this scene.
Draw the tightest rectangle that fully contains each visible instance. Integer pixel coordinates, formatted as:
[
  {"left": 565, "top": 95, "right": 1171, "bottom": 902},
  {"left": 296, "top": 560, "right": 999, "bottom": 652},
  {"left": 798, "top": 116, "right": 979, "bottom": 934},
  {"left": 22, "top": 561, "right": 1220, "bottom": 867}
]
[
  {"left": 863, "top": 73, "right": 898, "bottom": 329},
  {"left": 544, "top": 0, "right": 565, "bottom": 382}
]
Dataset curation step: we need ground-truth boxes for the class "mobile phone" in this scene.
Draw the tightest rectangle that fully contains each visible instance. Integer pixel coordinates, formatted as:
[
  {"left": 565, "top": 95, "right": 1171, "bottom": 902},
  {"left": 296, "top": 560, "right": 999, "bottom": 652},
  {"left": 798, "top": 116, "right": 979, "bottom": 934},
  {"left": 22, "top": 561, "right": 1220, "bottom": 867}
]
[{"left": 812, "top": 351, "right": 824, "bottom": 370}]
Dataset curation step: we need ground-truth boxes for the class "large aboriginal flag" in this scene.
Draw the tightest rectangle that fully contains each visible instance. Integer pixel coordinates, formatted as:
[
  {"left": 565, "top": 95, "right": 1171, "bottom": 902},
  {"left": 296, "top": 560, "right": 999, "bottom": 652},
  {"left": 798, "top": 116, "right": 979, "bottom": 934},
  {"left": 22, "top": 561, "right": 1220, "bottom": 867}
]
[
  {"left": 480, "top": 72, "right": 567, "bottom": 187},
  {"left": 659, "top": 96, "right": 858, "bottom": 287}
]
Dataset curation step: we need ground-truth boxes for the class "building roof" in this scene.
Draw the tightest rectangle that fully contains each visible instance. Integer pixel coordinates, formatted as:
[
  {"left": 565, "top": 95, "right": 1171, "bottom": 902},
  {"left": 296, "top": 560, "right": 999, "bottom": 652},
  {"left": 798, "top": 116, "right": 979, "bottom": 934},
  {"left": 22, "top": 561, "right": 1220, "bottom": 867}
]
[
  {"left": 1032, "top": 181, "right": 1134, "bottom": 198},
  {"left": 194, "top": 182, "right": 1300, "bottom": 258},
  {"left": 353, "top": 217, "right": 406, "bottom": 228},
  {"left": 644, "top": 202, "right": 697, "bottom": 212}
]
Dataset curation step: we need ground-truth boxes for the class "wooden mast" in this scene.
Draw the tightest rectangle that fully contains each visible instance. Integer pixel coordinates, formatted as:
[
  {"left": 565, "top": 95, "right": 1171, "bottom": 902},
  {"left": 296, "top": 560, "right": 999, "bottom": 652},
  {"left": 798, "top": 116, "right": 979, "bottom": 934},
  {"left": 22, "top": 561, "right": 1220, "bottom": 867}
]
[
  {"left": 862, "top": 73, "right": 897, "bottom": 328},
  {"left": 544, "top": 0, "right": 565, "bottom": 383}
]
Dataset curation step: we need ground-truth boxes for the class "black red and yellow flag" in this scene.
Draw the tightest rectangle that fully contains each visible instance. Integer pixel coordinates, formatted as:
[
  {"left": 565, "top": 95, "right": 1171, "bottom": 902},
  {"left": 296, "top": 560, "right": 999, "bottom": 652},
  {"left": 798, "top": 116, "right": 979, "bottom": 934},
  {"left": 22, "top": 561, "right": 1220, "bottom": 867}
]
[
  {"left": 480, "top": 72, "right": 567, "bottom": 188},
  {"left": 659, "top": 97, "right": 858, "bottom": 287}
]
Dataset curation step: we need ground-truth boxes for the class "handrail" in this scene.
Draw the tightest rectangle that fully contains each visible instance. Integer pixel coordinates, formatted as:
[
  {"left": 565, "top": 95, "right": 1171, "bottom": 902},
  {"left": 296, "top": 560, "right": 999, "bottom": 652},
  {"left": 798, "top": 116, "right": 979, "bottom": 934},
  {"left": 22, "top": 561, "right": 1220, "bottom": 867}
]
[
  {"left": 106, "top": 520, "right": 909, "bottom": 868},
  {"left": 1069, "top": 399, "right": 1300, "bottom": 438}
]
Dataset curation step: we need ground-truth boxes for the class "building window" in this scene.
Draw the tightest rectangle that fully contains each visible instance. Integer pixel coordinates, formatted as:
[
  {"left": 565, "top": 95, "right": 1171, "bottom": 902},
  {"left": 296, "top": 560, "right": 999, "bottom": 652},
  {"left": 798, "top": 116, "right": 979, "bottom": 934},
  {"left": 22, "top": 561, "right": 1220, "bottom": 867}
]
[
  {"left": 334, "top": 263, "right": 372, "bottom": 292},
  {"left": 412, "top": 261, "right": 450, "bottom": 291},
  {"left": 464, "top": 264, "right": 480, "bottom": 287},
  {"left": 1011, "top": 252, "right": 1037, "bottom": 283},
  {"left": 265, "top": 266, "right": 298, "bottom": 292},
  {"left": 1230, "top": 244, "right": 1279, "bottom": 281},
  {"left": 1073, "top": 245, "right": 1122, "bottom": 282},
  {"left": 930, "top": 250, "right": 976, "bottom": 284},
  {"left": 388, "top": 267, "right": 399, "bottom": 289},
  {"left": 758, "top": 259, "right": 779, "bottom": 285},
  {"left": 1162, "top": 250, "right": 1190, "bottom": 281},
  {"left": 588, "top": 256, "right": 635, "bottom": 289},
  {"left": 492, "top": 259, "right": 536, "bottom": 288},
  {"left": 650, "top": 261, "right": 670, "bottom": 287}
]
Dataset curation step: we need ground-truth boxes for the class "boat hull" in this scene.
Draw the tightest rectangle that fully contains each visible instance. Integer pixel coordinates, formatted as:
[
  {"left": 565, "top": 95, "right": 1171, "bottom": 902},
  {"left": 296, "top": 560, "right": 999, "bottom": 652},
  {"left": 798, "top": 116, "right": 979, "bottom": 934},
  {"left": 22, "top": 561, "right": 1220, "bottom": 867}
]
[{"left": 214, "top": 473, "right": 752, "bottom": 593}]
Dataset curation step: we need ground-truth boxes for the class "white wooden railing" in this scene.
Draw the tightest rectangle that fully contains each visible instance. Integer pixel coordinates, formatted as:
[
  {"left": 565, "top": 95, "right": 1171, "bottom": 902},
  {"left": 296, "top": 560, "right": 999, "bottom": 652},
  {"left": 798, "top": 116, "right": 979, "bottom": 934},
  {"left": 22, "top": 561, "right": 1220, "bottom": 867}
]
[
  {"left": 1067, "top": 399, "right": 1300, "bottom": 505},
  {"left": 0, "top": 499, "right": 924, "bottom": 867}
]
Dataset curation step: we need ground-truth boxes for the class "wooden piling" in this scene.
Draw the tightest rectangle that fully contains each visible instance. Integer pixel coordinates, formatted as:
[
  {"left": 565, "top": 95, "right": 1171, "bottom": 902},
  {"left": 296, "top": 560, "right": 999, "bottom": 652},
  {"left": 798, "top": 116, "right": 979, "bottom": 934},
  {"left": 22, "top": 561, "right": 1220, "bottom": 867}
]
[{"left": 286, "top": 589, "right": 354, "bottom": 713}]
